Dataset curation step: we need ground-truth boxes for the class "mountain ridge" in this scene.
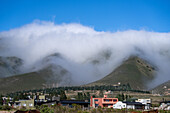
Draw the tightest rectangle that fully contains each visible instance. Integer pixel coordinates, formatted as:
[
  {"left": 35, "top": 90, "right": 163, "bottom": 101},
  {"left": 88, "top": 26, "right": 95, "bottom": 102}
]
[
  {"left": 0, "top": 56, "right": 158, "bottom": 94},
  {"left": 86, "top": 56, "right": 156, "bottom": 90}
]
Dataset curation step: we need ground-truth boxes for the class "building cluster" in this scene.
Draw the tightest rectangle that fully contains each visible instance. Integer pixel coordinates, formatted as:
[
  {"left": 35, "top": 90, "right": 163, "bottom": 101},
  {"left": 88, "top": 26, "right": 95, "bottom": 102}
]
[
  {"left": 90, "top": 95, "right": 151, "bottom": 110},
  {"left": 1, "top": 94, "right": 170, "bottom": 111}
]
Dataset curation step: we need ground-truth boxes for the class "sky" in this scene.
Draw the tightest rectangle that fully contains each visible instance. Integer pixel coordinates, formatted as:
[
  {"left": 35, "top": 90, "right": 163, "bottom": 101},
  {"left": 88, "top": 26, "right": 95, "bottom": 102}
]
[
  {"left": 0, "top": 0, "right": 170, "bottom": 32},
  {"left": 0, "top": 0, "right": 170, "bottom": 87}
]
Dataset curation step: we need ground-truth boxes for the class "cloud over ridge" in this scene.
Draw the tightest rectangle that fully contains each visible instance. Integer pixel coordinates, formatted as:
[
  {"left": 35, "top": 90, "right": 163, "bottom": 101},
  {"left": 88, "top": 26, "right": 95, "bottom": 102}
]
[{"left": 0, "top": 21, "right": 170, "bottom": 87}]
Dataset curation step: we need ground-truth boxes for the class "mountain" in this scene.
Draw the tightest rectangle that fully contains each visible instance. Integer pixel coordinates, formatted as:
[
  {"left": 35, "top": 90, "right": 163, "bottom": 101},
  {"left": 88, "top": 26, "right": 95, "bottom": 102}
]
[
  {"left": 0, "top": 64, "right": 72, "bottom": 94},
  {"left": 87, "top": 56, "right": 156, "bottom": 90},
  {"left": 0, "top": 55, "right": 156, "bottom": 94},
  {"left": 152, "top": 80, "right": 170, "bottom": 95},
  {"left": 0, "top": 56, "right": 23, "bottom": 78}
]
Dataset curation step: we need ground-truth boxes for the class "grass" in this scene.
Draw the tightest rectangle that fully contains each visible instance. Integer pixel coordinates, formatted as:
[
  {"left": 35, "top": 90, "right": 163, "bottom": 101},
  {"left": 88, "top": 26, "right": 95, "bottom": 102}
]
[{"left": 0, "top": 72, "right": 46, "bottom": 94}]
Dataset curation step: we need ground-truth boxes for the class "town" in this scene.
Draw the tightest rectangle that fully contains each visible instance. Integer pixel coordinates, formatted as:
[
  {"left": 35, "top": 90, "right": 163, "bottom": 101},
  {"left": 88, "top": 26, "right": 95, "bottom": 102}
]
[{"left": 0, "top": 84, "right": 169, "bottom": 113}]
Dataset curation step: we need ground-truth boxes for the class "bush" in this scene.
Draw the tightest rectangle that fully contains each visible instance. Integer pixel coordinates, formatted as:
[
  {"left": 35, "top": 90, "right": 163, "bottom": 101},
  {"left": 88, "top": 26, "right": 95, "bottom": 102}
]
[
  {"left": 19, "top": 106, "right": 27, "bottom": 111},
  {"left": 91, "top": 108, "right": 97, "bottom": 113},
  {"left": 0, "top": 105, "right": 3, "bottom": 110},
  {"left": 1, "top": 105, "right": 12, "bottom": 110},
  {"left": 40, "top": 106, "right": 54, "bottom": 113}
]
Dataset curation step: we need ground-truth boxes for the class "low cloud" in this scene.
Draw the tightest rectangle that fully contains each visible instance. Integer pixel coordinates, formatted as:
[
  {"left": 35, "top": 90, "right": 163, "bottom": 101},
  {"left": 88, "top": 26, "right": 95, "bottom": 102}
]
[{"left": 0, "top": 21, "right": 170, "bottom": 87}]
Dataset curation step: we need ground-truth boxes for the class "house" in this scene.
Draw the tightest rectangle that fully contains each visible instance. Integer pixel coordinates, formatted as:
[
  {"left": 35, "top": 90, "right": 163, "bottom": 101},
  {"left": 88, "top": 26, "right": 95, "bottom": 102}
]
[
  {"left": 90, "top": 95, "right": 118, "bottom": 108},
  {"left": 159, "top": 101, "right": 170, "bottom": 110},
  {"left": 37, "top": 95, "right": 49, "bottom": 102},
  {"left": 113, "top": 100, "right": 151, "bottom": 110},
  {"left": 13, "top": 99, "right": 34, "bottom": 108},
  {"left": 113, "top": 101, "right": 126, "bottom": 109},
  {"left": 59, "top": 100, "right": 90, "bottom": 108},
  {"left": 135, "top": 99, "right": 151, "bottom": 109},
  {"left": 104, "top": 90, "right": 112, "bottom": 95},
  {"left": 124, "top": 102, "right": 145, "bottom": 109},
  {"left": 35, "top": 96, "right": 60, "bottom": 106},
  {"left": 36, "top": 100, "right": 57, "bottom": 106}
]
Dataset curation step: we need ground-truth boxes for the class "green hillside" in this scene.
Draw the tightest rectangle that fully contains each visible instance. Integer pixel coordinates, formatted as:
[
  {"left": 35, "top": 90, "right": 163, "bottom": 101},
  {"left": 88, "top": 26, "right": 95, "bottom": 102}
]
[
  {"left": 0, "top": 56, "right": 22, "bottom": 78},
  {"left": 152, "top": 80, "right": 170, "bottom": 95},
  {"left": 0, "top": 65, "right": 71, "bottom": 94},
  {"left": 87, "top": 57, "right": 156, "bottom": 90},
  {"left": 0, "top": 72, "right": 46, "bottom": 94}
]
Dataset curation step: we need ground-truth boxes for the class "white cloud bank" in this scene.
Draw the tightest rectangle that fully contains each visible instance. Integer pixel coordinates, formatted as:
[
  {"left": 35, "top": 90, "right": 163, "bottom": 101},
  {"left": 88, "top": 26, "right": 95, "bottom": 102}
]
[{"left": 0, "top": 21, "right": 170, "bottom": 88}]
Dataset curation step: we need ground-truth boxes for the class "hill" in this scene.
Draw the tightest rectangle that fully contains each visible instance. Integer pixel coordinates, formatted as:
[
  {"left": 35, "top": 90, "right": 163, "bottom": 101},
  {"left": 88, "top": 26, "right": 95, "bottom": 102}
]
[
  {"left": 152, "top": 80, "right": 170, "bottom": 95},
  {"left": 0, "top": 56, "right": 157, "bottom": 94},
  {"left": 87, "top": 56, "right": 156, "bottom": 90},
  {"left": 0, "top": 64, "right": 72, "bottom": 94},
  {"left": 0, "top": 56, "right": 23, "bottom": 78}
]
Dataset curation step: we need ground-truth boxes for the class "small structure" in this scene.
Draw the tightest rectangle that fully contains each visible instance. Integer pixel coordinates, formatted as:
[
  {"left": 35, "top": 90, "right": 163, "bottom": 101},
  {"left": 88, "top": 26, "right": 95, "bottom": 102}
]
[
  {"left": 159, "top": 101, "right": 170, "bottom": 110},
  {"left": 13, "top": 99, "right": 34, "bottom": 108},
  {"left": 135, "top": 99, "right": 151, "bottom": 109},
  {"left": 124, "top": 102, "right": 145, "bottom": 109},
  {"left": 113, "top": 101, "right": 126, "bottom": 109},
  {"left": 37, "top": 100, "right": 57, "bottom": 106},
  {"left": 59, "top": 100, "right": 90, "bottom": 108},
  {"left": 37, "top": 94, "right": 50, "bottom": 102},
  {"left": 90, "top": 95, "right": 118, "bottom": 108}
]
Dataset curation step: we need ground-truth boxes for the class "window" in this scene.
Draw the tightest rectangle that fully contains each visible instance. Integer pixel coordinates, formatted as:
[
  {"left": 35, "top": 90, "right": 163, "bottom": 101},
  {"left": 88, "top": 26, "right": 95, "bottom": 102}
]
[
  {"left": 113, "top": 99, "right": 117, "bottom": 102},
  {"left": 104, "top": 99, "right": 110, "bottom": 102},
  {"left": 95, "top": 104, "right": 98, "bottom": 107},
  {"left": 23, "top": 104, "right": 26, "bottom": 106},
  {"left": 95, "top": 99, "right": 98, "bottom": 101},
  {"left": 29, "top": 104, "right": 33, "bottom": 106}
]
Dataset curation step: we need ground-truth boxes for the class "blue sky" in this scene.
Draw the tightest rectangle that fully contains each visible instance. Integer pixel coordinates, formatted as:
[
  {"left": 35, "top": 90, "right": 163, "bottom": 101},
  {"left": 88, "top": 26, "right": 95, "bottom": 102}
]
[{"left": 0, "top": 0, "right": 170, "bottom": 32}]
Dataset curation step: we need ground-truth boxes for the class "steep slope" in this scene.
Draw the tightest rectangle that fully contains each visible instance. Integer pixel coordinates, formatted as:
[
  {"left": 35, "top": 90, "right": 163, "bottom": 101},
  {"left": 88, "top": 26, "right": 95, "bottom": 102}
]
[
  {"left": 87, "top": 57, "right": 156, "bottom": 90},
  {"left": 0, "top": 56, "right": 23, "bottom": 78},
  {"left": 152, "top": 80, "right": 170, "bottom": 95},
  {"left": 0, "top": 64, "right": 72, "bottom": 94}
]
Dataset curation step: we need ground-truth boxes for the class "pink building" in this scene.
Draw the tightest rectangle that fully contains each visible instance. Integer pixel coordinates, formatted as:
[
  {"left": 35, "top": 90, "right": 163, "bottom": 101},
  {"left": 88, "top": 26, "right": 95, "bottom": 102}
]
[{"left": 90, "top": 95, "right": 118, "bottom": 108}]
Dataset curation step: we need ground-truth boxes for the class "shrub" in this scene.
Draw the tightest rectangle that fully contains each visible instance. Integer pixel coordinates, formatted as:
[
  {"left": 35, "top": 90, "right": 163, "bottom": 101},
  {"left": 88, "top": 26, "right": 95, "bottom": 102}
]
[{"left": 1, "top": 105, "right": 12, "bottom": 110}]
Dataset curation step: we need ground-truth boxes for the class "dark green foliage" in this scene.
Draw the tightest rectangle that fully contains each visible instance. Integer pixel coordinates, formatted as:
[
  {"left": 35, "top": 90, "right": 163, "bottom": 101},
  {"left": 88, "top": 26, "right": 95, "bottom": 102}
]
[
  {"left": 39, "top": 105, "right": 54, "bottom": 113},
  {"left": 99, "top": 90, "right": 103, "bottom": 98},
  {"left": 0, "top": 94, "right": 3, "bottom": 105},
  {"left": 77, "top": 92, "right": 83, "bottom": 100},
  {"left": 76, "top": 92, "right": 91, "bottom": 100},
  {"left": 86, "top": 92, "right": 90, "bottom": 99},
  {"left": 116, "top": 93, "right": 132, "bottom": 101},
  {"left": 1, "top": 105, "right": 12, "bottom": 110},
  {"left": 59, "top": 90, "right": 67, "bottom": 100},
  {"left": 5, "top": 84, "right": 150, "bottom": 101}
]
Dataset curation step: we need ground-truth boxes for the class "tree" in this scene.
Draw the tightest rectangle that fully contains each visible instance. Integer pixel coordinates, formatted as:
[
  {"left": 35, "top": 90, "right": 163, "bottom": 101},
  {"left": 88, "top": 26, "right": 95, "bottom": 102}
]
[
  {"left": 0, "top": 95, "right": 3, "bottom": 105},
  {"left": 83, "top": 93, "right": 87, "bottom": 100},
  {"left": 99, "top": 90, "right": 103, "bottom": 98},
  {"left": 86, "top": 92, "right": 90, "bottom": 99},
  {"left": 127, "top": 83, "right": 131, "bottom": 90},
  {"left": 116, "top": 93, "right": 125, "bottom": 101},
  {"left": 59, "top": 90, "right": 67, "bottom": 100},
  {"left": 77, "top": 92, "right": 83, "bottom": 100},
  {"left": 121, "top": 93, "right": 125, "bottom": 101}
]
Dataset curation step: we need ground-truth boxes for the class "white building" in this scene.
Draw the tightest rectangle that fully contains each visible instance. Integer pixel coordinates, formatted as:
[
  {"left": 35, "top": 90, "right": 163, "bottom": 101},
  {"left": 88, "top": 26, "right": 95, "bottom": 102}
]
[
  {"left": 113, "top": 101, "right": 145, "bottom": 109},
  {"left": 113, "top": 101, "right": 126, "bottom": 109},
  {"left": 135, "top": 99, "right": 151, "bottom": 109},
  {"left": 159, "top": 101, "right": 170, "bottom": 110}
]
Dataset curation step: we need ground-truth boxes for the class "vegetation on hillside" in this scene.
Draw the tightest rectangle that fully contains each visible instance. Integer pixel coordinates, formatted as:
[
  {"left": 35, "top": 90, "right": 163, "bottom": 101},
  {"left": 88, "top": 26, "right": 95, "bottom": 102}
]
[{"left": 88, "top": 57, "right": 156, "bottom": 90}]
